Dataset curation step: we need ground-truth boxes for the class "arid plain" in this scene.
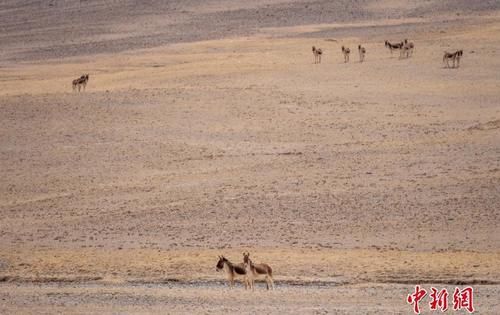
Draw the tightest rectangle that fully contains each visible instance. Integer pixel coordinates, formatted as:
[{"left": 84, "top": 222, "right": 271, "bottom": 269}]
[{"left": 1, "top": 0, "right": 500, "bottom": 313}]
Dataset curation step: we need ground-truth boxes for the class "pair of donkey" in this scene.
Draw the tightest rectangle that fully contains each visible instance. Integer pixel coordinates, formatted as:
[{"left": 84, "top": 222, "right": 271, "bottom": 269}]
[{"left": 216, "top": 252, "right": 275, "bottom": 290}]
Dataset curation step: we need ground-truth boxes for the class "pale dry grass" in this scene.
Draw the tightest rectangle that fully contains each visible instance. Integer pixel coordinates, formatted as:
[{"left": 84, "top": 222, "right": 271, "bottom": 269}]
[{"left": 1, "top": 247, "right": 499, "bottom": 285}]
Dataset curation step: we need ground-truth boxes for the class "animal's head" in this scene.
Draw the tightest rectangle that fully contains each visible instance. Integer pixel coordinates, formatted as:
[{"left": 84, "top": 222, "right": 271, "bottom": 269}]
[
  {"left": 242, "top": 251, "right": 254, "bottom": 268},
  {"left": 216, "top": 255, "right": 226, "bottom": 271},
  {"left": 384, "top": 40, "right": 388, "bottom": 47},
  {"left": 312, "top": 46, "right": 316, "bottom": 52},
  {"left": 243, "top": 251, "right": 250, "bottom": 264}
]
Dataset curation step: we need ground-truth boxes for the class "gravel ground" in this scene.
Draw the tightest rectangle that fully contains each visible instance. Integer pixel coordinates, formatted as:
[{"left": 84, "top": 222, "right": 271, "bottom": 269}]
[{"left": 1, "top": 282, "right": 499, "bottom": 314}]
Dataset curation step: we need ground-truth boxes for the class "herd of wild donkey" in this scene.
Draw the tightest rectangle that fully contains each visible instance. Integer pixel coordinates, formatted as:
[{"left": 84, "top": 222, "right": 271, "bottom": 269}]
[
  {"left": 71, "top": 39, "right": 463, "bottom": 92},
  {"left": 312, "top": 38, "right": 463, "bottom": 67},
  {"left": 216, "top": 252, "right": 275, "bottom": 291}
]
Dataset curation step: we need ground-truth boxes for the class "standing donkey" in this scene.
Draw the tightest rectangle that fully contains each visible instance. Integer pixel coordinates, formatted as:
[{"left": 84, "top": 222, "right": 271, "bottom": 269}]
[
  {"left": 72, "top": 74, "right": 89, "bottom": 92},
  {"left": 312, "top": 46, "right": 323, "bottom": 64},
  {"left": 358, "top": 45, "right": 366, "bottom": 63},
  {"left": 385, "top": 40, "right": 403, "bottom": 55},
  {"left": 443, "top": 50, "right": 463, "bottom": 68},
  {"left": 341, "top": 46, "right": 350, "bottom": 63},
  {"left": 243, "top": 252, "right": 275, "bottom": 291},
  {"left": 401, "top": 39, "right": 415, "bottom": 58},
  {"left": 216, "top": 255, "right": 249, "bottom": 289}
]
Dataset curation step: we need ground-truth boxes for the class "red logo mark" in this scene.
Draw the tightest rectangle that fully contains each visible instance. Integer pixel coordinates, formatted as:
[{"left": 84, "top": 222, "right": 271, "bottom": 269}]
[
  {"left": 407, "top": 285, "right": 428, "bottom": 314},
  {"left": 453, "top": 286, "right": 475, "bottom": 313},
  {"left": 407, "top": 286, "right": 475, "bottom": 313},
  {"left": 429, "top": 287, "right": 449, "bottom": 312}
]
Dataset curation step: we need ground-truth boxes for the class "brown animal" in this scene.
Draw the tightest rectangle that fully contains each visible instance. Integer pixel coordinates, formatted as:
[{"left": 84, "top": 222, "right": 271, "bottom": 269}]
[
  {"left": 72, "top": 74, "right": 89, "bottom": 92},
  {"left": 401, "top": 39, "right": 415, "bottom": 58},
  {"left": 443, "top": 50, "right": 463, "bottom": 68},
  {"left": 385, "top": 40, "right": 403, "bottom": 55},
  {"left": 358, "top": 45, "right": 366, "bottom": 63},
  {"left": 312, "top": 46, "right": 323, "bottom": 64},
  {"left": 341, "top": 46, "right": 350, "bottom": 63},
  {"left": 243, "top": 252, "right": 275, "bottom": 291},
  {"left": 216, "top": 255, "right": 249, "bottom": 288}
]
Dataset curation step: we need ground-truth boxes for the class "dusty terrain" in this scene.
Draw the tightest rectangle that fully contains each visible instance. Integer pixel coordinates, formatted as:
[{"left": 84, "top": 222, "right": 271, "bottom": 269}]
[{"left": 1, "top": 0, "right": 500, "bottom": 313}]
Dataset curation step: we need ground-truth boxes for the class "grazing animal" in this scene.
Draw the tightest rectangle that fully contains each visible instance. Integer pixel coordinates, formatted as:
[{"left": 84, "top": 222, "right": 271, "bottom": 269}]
[
  {"left": 312, "top": 46, "right": 323, "bottom": 64},
  {"left": 341, "top": 46, "right": 350, "bottom": 63},
  {"left": 243, "top": 252, "right": 275, "bottom": 291},
  {"left": 358, "top": 45, "right": 366, "bottom": 63},
  {"left": 384, "top": 40, "right": 403, "bottom": 55},
  {"left": 72, "top": 74, "right": 89, "bottom": 92},
  {"left": 443, "top": 50, "right": 463, "bottom": 68},
  {"left": 401, "top": 39, "right": 415, "bottom": 58},
  {"left": 216, "top": 255, "right": 248, "bottom": 289}
]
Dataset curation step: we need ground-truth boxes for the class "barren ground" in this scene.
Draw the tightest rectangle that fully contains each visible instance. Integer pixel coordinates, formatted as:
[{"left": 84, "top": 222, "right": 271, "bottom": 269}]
[{"left": 1, "top": 0, "right": 499, "bottom": 313}]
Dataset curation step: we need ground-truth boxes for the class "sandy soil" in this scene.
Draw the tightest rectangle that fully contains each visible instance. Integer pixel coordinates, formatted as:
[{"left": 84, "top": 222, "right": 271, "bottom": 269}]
[{"left": 1, "top": 0, "right": 500, "bottom": 313}]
